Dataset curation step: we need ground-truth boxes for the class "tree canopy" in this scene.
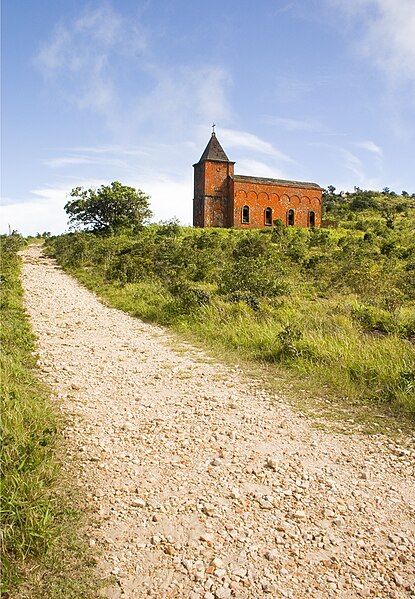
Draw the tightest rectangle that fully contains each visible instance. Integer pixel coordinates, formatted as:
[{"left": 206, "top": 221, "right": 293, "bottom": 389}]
[{"left": 64, "top": 181, "right": 152, "bottom": 233}]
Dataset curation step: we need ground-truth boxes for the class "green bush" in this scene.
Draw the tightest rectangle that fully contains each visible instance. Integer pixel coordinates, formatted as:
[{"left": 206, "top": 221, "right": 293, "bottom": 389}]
[{"left": 351, "top": 303, "right": 395, "bottom": 334}]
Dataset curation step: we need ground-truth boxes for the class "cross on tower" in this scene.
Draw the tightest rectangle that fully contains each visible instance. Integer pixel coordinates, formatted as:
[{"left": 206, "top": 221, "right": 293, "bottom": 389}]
[{"left": 212, "top": 122, "right": 216, "bottom": 134}]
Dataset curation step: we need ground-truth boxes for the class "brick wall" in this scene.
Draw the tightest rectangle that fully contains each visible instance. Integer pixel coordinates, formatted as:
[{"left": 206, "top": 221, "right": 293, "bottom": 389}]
[{"left": 232, "top": 180, "right": 322, "bottom": 228}]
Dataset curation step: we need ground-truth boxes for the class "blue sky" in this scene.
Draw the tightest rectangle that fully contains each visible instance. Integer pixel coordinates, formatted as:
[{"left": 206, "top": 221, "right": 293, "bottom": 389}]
[{"left": 1, "top": 0, "right": 415, "bottom": 235}]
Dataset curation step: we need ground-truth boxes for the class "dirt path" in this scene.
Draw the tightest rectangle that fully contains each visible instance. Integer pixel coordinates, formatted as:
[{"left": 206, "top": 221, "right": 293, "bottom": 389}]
[{"left": 21, "top": 245, "right": 414, "bottom": 599}]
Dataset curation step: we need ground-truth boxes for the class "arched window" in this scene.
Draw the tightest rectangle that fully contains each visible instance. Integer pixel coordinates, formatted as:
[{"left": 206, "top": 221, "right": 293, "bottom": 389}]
[
  {"left": 242, "top": 205, "right": 250, "bottom": 224},
  {"left": 287, "top": 209, "right": 295, "bottom": 226},
  {"left": 264, "top": 207, "right": 272, "bottom": 226},
  {"left": 308, "top": 211, "right": 316, "bottom": 228}
]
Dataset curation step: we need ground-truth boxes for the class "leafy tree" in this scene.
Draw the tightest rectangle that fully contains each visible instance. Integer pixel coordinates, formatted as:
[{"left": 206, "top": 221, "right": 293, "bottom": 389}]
[{"left": 65, "top": 181, "right": 152, "bottom": 233}]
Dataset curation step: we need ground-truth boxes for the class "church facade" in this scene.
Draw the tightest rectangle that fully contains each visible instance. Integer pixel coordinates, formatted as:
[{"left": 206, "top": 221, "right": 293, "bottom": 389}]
[{"left": 193, "top": 132, "right": 322, "bottom": 229}]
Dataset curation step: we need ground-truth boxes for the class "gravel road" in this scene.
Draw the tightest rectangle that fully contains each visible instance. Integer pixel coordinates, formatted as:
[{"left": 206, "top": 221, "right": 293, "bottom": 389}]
[{"left": 21, "top": 245, "right": 414, "bottom": 598}]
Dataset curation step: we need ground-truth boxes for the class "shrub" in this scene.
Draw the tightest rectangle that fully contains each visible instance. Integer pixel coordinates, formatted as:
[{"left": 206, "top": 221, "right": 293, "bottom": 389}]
[
  {"left": 226, "top": 291, "right": 261, "bottom": 312},
  {"left": 351, "top": 303, "right": 395, "bottom": 334}
]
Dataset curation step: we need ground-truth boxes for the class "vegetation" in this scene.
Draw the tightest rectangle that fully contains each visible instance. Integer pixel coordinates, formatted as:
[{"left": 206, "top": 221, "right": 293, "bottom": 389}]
[
  {"left": 65, "top": 181, "right": 152, "bottom": 233},
  {"left": 0, "top": 234, "right": 95, "bottom": 597},
  {"left": 46, "top": 188, "right": 415, "bottom": 423}
]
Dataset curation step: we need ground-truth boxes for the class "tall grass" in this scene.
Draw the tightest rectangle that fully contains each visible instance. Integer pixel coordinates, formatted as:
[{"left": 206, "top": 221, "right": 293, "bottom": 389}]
[
  {"left": 46, "top": 208, "right": 415, "bottom": 423},
  {"left": 1, "top": 235, "right": 96, "bottom": 597}
]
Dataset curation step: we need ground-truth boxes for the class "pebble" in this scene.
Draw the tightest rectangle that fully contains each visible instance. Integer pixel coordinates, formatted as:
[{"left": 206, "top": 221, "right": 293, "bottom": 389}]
[
  {"left": 265, "top": 549, "right": 279, "bottom": 561},
  {"left": 211, "top": 557, "right": 224, "bottom": 568},
  {"left": 131, "top": 497, "right": 146, "bottom": 507},
  {"left": 215, "top": 587, "right": 231, "bottom": 599},
  {"left": 231, "top": 567, "right": 247, "bottom": 578},
  {"left": 266, "top": 457, "right": 278, "bottom": 471}
]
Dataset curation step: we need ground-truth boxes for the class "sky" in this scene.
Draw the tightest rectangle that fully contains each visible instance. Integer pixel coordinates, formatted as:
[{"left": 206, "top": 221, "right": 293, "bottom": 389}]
[{"left": 1, "top": 0, "right": 415, "bottom": 235}]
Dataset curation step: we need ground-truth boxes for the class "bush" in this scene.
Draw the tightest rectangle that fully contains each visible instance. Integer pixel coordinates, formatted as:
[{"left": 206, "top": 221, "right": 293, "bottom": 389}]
[
  {"left": 351, "top": 303, "right": 395, "bottom": 334},
  {"left": 226, "top": 291, "right": 261, "bottom": 312}
]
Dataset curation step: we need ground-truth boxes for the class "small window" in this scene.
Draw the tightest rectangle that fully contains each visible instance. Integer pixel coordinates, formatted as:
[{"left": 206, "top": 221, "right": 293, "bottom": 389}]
[
  {"left": 264, "top": 207, "right": 272, "bottom": 226},
  {"left": 287, "top": 209, "right": 295, "bottom": 226},
  {"left": 242, "top": 205, "right": 250, "bottom": 224},
  {"left": 308, "top": 211, "right": 316, "bottom": 228}
]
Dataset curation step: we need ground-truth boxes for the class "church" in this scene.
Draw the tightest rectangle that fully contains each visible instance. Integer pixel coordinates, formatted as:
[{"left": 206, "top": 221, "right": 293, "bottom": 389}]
[{"left": 193, "top": 130, "right": 322, "bottom": 229}]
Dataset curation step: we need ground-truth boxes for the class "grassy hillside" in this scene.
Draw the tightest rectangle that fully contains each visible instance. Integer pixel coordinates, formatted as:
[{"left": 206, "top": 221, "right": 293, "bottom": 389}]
[
  {"left": 46, "top": 189, "right": 415, "bottom": 424},
  {"left": 0, "top": 235, "right": 95, "bottom": 597}
]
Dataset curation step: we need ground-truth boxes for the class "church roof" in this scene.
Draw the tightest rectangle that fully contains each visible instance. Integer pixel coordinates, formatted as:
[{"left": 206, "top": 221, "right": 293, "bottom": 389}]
[
  {"left": 232, "top": 174, "right": 322, "bottom": 190},
  {"left": 197, "top": 132, "right": 231, "bottom": 163}
]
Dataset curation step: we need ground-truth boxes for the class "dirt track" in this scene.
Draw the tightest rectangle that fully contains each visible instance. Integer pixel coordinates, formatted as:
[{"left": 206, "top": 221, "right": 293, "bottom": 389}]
[{"left": 21, "top": 245, "right": 414, "bottom": 598}]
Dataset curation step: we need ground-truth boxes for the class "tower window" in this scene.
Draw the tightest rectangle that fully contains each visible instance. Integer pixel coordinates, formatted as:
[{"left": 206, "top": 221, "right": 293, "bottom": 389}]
[
  {"left": 264, "top": 207, "right": 272, "bottom": 226},
  {"left": 287, "top": 209, "right": 295, "bottom": 226},
  {"left": 242, "top": 205, "right": 250, "bottom": 224},
  {"left": 308, "top": 211, "right": 316, "bottom": 227}
]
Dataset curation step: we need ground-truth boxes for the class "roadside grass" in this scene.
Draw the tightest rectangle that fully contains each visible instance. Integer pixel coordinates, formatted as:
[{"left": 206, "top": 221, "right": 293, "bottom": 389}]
[
  {"left": 62, "top": 263, "right": 415, "bottom": 435},
  {"left": 1, "top": 236, "right": 97, "bottom": 598},
  {"left": 45, "top": 202, "right": 415, "bottom": 432}
]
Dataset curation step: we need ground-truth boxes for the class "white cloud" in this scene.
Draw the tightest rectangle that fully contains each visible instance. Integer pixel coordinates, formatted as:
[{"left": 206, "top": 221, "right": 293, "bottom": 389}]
[
  {"left": 341, "top": 149, "right": 365, "bottom": 180},
  {"left": 220, "top": 128, "right": 294, "bottom": 162},
  {"left": 125, "top": 66, "right": 231, "bottom": 137},
  {"left": 34, "top": 4, "right": 230, "bottom": 139},
  {"left": 0, "top": 173, "right": 193, "bottom": 236},
  {"left": 74, "top": 4, "right": 124, "bottom": 45},
  {"left": 34, "top": 4, "right": 148, "bottom": 129},
  {"left": 43, "top": 155, "right": 130, "bottom": 168},
  {"left": 329, "top": 0, "right": 415, "bottom": 90},
  {"left": 1, "top": 186, "right": 69, "bottom": 235},
  {"left": 310, "top": 142, "right": 371, "bottom": 184},
  {"left": 355, "top": 140, "right": 383, "bottom": 156},
  {"left": 143, "top": 176, "right": 193, "bottom": 225},
  {"left": 262, "top": 116, "right": 325, "bottom": 132},
  {"left": 236, "top": 159, "right": 286, "bottom": 179}
]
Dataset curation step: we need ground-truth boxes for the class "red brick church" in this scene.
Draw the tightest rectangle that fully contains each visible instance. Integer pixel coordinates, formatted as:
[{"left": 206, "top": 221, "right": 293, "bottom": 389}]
[{"left": 193, "top": 131, "right": 322, "bottom": 228}]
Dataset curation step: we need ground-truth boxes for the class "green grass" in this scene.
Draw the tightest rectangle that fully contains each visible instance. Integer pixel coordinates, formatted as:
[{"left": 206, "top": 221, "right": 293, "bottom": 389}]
[
  {"left": 1, "top": 236, "right": 97, "bottom": 597},
  {"left": 45, "top": 195, "right": 415, "bottom": 430},
  {"left": 66, "top": 264, "right": 414, "bottom": 432}
]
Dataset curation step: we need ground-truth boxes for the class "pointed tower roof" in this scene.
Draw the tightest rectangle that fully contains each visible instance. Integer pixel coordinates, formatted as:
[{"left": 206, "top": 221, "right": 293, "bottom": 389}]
[{"left": 197, "top": 132, "right": 231, "bottom": 163}]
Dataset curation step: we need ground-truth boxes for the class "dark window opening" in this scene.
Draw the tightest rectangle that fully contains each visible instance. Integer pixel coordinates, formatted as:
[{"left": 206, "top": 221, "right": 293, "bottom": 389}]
[
  {"left": 308, "top": 211, "right": 316, "bottom": 227},
  {"left": 287, "top": 209, "right": 295, "bottom": 226},
  {"left": 265, "top": 207, "right": 272, "bottom": 226},
  {"left": 242, "top": 205, "right": 250, "bottom": 224}
]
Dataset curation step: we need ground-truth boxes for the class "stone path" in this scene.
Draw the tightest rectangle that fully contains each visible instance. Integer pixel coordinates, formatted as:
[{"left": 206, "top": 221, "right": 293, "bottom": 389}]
[{"left": 21, "top": 245, "right": 414, "bottom": 598}]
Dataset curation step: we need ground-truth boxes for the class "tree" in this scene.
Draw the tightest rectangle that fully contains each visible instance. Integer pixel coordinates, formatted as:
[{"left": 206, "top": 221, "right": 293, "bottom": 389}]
[{"left": 64, "top": 181, "right": 152, "bottom": 233}]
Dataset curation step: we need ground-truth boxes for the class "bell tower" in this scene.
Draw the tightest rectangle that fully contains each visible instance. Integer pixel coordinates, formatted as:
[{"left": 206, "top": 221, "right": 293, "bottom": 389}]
[{"left": 193, "top": 128, "right": 234, "bottom": 227}]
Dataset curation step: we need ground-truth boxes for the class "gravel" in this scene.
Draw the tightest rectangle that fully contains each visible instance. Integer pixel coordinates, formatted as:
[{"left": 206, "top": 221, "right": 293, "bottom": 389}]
[{"left": 21, "top": 246, "right": 415, "bottom": 598}]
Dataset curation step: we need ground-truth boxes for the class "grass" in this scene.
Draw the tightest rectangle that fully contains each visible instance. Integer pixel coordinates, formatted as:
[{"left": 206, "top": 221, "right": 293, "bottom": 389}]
[
  {"left": 66, "top": 264, "right": 415, "bottom": 434},
  {"left": 44, "top": 193, "right": 415, "bottom": 431},
  {"left": 1, "top": 236, "right": 97, "bottom": 598}
]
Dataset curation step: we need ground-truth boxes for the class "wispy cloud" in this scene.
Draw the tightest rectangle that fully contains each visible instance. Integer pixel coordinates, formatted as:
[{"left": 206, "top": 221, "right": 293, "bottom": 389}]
[
  {"left": 262, "top": 116, "right": 325, "bottom": 132},
  {"left": 220, "top": 128, "right": 294, "bottom": 162},
  {"left": 310, "top": 142, "right": 368, "bottom": 183},
  {"left": 273, "top": 2, "right": 296, "bottom": 16},
  {"left": 355, "top": 140, "right": 383, "bottom": 156},
  {"left": 236, "top": 159, "right": 286, "bottom": 179},
  {"left": 43, "top": 155, "right": 129, "bottom": 168},
  {"left": 341, "top": 149, "right": 365, "bottom": 180},
  {"left": 328, "top": 0, "right": 415, "bottom": 92},
  {"left": 34, "top": 3, "right": 230, "bottom": 138}
]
